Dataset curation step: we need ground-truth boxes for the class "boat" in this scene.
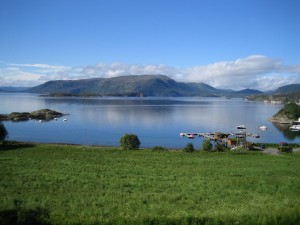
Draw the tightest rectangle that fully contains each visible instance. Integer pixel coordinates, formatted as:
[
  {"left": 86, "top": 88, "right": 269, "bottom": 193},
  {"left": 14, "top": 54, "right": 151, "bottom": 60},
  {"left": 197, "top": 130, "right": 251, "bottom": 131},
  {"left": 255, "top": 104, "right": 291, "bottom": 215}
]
[
  {"left": 187, "top": 134, "right": 195, "bottom": 139},
  {"left": 179, "top": 133, "right": 197, "bottom": 139},
  {"left": 236, "top": 125, "right": 246, "bottom": 129},
  {"left": 289, "top": 118, "right": 300, "bottom": 131},
  {"left": 260, "top": 125, "right": 267, "bottom": 130},
  {"left": 251, "top": 134, "right": 260, "bottom": 138}
]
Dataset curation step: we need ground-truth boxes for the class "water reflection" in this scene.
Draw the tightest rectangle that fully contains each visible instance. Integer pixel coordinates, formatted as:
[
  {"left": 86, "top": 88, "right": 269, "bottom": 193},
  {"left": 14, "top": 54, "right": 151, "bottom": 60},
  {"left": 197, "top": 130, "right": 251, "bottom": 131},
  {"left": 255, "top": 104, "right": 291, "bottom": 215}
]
[
  {"left": 271, "top": 122, "right": 300, "bottom": 140},
  {"left": 1, "top": 94, "right": 299, "bottom": 147}
]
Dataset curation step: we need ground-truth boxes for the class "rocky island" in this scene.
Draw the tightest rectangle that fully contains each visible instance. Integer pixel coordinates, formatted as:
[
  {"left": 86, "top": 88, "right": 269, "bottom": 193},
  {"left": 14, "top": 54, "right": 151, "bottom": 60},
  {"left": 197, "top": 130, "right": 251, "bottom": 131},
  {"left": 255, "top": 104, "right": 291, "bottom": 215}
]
[{"left": 0, "top": 109, "right": 66, "bottom": 121}]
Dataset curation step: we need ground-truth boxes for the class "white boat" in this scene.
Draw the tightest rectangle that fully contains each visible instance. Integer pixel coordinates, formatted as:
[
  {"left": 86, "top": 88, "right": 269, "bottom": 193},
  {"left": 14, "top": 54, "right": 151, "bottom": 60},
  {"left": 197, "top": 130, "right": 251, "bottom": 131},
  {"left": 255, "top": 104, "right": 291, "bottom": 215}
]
[
  {"left": 260, "top": 125, "right": 267, "bottom": 130},
  {"left": 187, "top": 134, "right": 195, "bottom": 139},
  {"left": 289, "top": 118, "right": 300, "bottom": 131},
  {"left": 236, "top": 125, "right": 246, "bottom": 129}
]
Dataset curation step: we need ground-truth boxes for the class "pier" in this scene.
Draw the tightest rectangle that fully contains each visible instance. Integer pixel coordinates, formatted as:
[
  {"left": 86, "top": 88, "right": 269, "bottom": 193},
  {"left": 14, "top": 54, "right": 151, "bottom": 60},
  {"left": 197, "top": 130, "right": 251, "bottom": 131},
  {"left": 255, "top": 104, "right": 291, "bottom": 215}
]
[{"left": 180, "top": 129, "right": 260, "bottom": 148}]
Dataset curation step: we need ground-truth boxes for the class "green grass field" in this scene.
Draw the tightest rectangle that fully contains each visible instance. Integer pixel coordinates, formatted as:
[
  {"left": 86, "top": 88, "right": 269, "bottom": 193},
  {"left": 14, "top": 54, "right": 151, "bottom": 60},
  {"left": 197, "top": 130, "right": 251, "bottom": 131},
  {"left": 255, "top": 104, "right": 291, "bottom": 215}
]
[{"left": 0, "top": 142, "right": 300, "bottom": 225}]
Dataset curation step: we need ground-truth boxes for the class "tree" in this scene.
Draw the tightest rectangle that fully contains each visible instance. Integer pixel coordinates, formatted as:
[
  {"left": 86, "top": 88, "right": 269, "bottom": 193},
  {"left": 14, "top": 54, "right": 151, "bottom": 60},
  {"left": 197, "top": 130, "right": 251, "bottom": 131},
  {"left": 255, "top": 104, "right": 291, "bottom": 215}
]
[
  {"left": 0, "top": 122, "right": 8, "bottom": 142},
  {"left": 120, "top": 133, "right": 141, "bottom": 150},
  {"left": 183, "top": 143, "right": 195, "bottom": 152},
  {"left": 202, "top": 139, "right": 213, "bottom": 151}
]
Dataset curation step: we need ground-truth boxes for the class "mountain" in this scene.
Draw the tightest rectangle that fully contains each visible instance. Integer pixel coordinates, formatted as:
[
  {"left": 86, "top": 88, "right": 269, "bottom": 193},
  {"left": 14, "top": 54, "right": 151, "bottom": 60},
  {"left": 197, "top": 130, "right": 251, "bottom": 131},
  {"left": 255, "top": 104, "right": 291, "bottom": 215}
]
[
  {"left": 218, "top": 88, "right": 263, "bottom": 98},
  {"left": 28, "top": 78, "right": 104, "bottom": 94},
  {"left": 187, "top": 83, "right": 224, "bottom": 96},
  {"left": 273, "top": 84, "right": 300, "bottom": 94},
  {"left": 27, "top": 75, "right": 264, "bottom": 97},
  {"left": 28, "top": 75, "right": 221, "bottom": 97},
  {"left": 0, "top": 87, "right": 29, "bottom": 92},
  {"left": 246, "top": 84, "right": 300, "bottom": 103},
  {"left": 236, "top": 89, "right": 263, "bottom": 95}
]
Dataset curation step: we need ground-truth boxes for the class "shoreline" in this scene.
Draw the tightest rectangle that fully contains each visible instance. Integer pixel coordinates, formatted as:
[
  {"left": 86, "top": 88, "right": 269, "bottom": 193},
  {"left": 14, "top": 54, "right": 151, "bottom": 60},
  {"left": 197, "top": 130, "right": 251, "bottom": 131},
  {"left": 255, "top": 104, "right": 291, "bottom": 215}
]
[{"left": 2, "top": 140, "right": 299, "bottom": 153}]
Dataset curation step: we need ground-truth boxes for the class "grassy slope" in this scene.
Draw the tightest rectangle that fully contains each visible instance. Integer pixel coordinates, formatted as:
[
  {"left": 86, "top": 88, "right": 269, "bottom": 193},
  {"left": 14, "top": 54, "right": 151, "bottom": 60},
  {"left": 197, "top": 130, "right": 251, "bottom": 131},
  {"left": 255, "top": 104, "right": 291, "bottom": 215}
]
[{"left": 0, "top": 143, "right": 300, "bottom": 225}]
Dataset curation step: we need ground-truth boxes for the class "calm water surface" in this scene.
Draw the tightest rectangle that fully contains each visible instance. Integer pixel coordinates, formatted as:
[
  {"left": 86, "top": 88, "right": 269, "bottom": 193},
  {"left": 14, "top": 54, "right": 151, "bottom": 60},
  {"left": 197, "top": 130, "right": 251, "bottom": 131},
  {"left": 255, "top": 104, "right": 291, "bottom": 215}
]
[{"left": 1, "top": 93, "right": 299, "bottom": 148}]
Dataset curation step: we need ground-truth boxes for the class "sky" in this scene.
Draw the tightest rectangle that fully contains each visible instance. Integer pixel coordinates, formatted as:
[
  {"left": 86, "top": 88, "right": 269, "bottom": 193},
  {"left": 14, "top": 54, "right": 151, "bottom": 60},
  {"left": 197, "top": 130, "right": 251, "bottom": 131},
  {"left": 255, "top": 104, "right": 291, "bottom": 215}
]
[{"left": 0, "top": 0, "right": 299, "bottom": 90}]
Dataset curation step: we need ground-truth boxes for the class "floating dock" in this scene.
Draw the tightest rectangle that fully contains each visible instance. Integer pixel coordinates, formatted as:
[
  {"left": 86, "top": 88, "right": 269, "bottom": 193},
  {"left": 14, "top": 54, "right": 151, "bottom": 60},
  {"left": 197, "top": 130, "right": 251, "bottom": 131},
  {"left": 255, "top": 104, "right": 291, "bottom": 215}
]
[{"left": 180, "top": 130, "right": 260, "bottom": 148}]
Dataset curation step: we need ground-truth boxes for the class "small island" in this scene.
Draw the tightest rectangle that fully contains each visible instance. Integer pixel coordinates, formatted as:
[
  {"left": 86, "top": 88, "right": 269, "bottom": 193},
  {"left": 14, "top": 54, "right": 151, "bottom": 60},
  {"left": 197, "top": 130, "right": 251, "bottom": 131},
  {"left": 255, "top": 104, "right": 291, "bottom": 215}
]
[{"left": 0, "top": 109, "right": 67, "bottom": 121}]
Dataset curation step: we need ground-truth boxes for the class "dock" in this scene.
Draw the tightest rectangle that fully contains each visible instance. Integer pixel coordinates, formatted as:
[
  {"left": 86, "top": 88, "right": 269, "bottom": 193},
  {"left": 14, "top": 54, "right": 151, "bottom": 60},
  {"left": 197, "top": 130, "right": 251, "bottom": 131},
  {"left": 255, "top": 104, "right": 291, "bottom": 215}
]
[{"left": 180, "top": 130, "right": 260, "bottom": 148}]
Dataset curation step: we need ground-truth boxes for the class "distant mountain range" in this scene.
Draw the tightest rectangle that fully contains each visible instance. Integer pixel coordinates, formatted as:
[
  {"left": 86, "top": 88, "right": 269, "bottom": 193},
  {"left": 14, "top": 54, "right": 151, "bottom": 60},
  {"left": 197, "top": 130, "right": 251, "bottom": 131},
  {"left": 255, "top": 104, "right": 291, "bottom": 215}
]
[
  {"left": 246, "top": 84, "right": 300, "bottom": 103},
  {"left": 0, "top": 87, "right": 29, "bottom": 92},
  {"left": 1, "top": 75, "right": 299, "bottom": 98},
  {"left": 272, "top": 84, "right": 300, "bottom": 94}
]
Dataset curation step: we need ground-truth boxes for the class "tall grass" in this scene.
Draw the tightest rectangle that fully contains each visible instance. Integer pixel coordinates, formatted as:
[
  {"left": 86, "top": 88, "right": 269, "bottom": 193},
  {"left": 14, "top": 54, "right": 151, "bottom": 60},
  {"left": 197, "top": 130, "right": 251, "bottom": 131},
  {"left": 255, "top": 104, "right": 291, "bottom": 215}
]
[{"left": 0, "top": 142, "right": 299, "bottom": 224}]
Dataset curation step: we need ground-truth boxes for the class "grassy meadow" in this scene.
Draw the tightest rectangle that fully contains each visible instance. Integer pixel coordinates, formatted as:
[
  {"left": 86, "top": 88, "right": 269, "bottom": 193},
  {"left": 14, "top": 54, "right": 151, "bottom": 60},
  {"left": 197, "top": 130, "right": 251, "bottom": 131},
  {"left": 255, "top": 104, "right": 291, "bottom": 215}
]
[{"left": 0, "top": 142, "right": 300, "bottom": 225}]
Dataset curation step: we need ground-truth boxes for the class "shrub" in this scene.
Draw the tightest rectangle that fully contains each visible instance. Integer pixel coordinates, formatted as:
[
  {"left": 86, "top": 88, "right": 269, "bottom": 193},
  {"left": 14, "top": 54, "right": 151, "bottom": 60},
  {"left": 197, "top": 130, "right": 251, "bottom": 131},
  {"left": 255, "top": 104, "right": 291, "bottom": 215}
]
[
  {"left": 0, "top": 122, "right": 8, "bottom": 142},
  {"left": 152, "top": 146, "right": 167, "bottom": 151},
  {"left": 120, "top": 133, "right": 141, "bottom": 150},
  {"left": 278, "top": 142, "right": 293, "bottom": 153},
  {"left": 202, "top": 139, "right": 213, "bottom": 151},
  {"left": 183, "top": 143, "right": 195, "bottom": 152},
  {"left": 214, "top": 143, "right": 227, "bottom": 152}
]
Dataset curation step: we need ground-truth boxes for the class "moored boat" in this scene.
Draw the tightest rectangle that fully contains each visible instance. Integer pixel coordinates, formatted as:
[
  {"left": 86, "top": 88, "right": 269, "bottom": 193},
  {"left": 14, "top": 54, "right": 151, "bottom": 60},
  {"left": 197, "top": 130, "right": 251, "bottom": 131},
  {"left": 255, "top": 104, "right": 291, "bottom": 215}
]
[
  {"left": 289, "top": 118, "right": 300, "bottom": 131},
  {"left": 260, "top": 125, "right": 267, "bottom": 130},
  {"left": 236, "top": 125, "right": 246, "bottom": 129}
]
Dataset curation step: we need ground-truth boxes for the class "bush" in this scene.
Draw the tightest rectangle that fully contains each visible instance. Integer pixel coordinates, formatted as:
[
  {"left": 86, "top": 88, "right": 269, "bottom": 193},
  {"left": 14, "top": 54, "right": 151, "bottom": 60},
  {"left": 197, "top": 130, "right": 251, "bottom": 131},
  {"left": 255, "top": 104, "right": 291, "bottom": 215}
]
[
  {"left": 202, "top": 139, "right": 213, "bottom": 151},
  {"left": 183, "top": 143, "right": 195, "bottom": 152},
  {"left": 152, "top": 146, "right": 167, "bottom": 151},
  {"left": 214, "top": 143, "right": 227, "bottom": 152},
  {"left": 278, "top": 142, "right": 293, "bottom": 153},
  {"left": 120, "top": 133, "right": 141, "bottom": 150},
  {"left": 0, "top": 122, "right": 8, "bottom": 142}
]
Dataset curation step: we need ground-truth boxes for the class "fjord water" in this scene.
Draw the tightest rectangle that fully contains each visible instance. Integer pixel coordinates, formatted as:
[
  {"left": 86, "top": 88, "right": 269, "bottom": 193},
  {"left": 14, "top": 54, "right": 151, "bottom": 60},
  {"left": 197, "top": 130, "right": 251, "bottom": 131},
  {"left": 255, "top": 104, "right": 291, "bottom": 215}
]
[{"left": 1, "top": 93, "right": 299, "bottom": 148}]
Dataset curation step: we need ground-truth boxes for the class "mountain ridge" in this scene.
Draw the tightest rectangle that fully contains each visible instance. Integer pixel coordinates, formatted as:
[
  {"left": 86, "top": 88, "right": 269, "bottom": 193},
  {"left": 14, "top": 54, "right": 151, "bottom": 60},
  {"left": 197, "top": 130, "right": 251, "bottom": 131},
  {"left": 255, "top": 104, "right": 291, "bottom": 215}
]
[
  {"left": 2, "top": 75, "right": 299, "bottom": 98},
  {"left": 27, "top": 75, "right": 263, "bottom": 97}
]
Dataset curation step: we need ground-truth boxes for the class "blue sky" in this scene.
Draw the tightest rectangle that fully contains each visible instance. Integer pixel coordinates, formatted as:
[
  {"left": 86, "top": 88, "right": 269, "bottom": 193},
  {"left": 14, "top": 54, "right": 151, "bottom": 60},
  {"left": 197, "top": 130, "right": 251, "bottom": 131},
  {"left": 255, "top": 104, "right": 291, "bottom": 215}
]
[{"left": 0, "top": 0, "right": 299, "bottom": 90}]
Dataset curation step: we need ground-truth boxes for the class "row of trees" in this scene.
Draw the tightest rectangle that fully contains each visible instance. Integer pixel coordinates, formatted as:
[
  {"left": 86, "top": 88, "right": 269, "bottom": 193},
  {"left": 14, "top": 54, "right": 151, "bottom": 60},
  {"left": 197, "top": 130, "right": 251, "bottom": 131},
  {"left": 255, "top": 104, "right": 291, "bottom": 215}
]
[{"left": 183, "top": 139, "right": 227, "bottom": 152}]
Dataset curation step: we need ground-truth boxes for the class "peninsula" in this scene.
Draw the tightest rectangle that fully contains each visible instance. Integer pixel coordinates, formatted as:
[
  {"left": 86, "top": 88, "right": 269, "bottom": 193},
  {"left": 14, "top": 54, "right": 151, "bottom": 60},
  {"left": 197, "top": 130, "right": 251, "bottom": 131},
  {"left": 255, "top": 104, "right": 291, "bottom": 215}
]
[{"left": 269, "top": 102, "right": 300, "bottom": 124}]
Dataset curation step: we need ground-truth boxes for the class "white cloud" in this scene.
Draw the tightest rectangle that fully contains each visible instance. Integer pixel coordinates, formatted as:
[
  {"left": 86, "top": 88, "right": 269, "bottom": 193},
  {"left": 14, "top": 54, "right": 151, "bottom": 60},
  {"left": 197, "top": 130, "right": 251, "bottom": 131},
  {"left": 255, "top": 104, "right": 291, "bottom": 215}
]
[
  {"left": 9, "top": 63, "right": 69, "bottom": 72},
  {"left": 0, "top": 55, "right": 299, "bottom": 91},
  {"left": 78, "top": 63, "right": 180, "bottom": 79},
  {"left": 0, "top": 67, "right": 43, "bottom": 87},
  {"left": 177, "top": 55, "right": 300, "bottom": 90}
]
